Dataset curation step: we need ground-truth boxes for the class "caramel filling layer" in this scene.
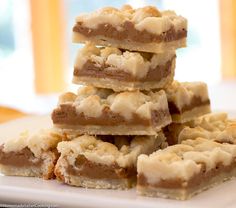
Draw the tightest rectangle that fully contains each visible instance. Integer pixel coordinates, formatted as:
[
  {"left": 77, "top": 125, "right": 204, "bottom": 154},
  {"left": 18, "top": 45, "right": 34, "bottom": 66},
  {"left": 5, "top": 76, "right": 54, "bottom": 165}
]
[
  {"left": 52, "top": 104, "right": 169, "bottom": 126},
  {"left": 163, "top": 123, "right": 186, "bottom": 145},
  {"left": 168, "top": 97, "right": 210, "bottom": 115},
  {"left": 73, "top": 21, "right": 187, "bottom": 43},
  {"left": 74, "top": 56, "right": 175, "bottom": 82},
  {"left": 138, "top": 162, "right": 236, "bottom": 189},
  {"left": 0, "top": 145, "right": 42, "bottom": 167},
  {"left": 67, "top": 155, "right": 136, "bottom": 179}
]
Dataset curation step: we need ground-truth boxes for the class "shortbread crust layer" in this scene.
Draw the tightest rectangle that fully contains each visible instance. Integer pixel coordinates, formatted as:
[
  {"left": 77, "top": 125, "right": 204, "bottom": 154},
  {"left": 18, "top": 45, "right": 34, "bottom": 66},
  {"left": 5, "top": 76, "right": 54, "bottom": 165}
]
[
  {"left": 74, "top": 34, "right": 186, "bottom": 54},
  {"left": 73, "top": 75, "right": 174, "bottom": 92}
]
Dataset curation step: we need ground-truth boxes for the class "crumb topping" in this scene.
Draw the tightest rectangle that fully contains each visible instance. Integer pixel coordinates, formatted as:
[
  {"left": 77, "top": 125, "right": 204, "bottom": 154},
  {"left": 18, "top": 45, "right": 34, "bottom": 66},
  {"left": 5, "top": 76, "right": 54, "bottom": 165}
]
[
  {"left": 2, "top": 129, "right": 64, "bottom": 158},
  {"left": 74, "top": 43, "right": 175, "bottom": 78},
  {"left": 75, "top": 5, "right": 187, "bottom": 35},
  {"left": 58, "top": 86, "right": 169, "bottom": 120},
  {"left": 57, "top": 133, "right": 165, "bottom": 168},
  {"left": 179, "top": 113, "right": 236, "bottom": 144},
  {"left": 165, "top": 81, "right": 210, "bottom": 109}
]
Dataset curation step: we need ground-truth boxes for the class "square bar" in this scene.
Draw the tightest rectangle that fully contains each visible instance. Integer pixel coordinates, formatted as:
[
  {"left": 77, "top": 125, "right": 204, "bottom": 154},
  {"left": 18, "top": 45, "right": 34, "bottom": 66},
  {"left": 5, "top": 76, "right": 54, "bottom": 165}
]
[
  {"left": 52, "top": 86, "right": 172, "bottom": 135},
  {"left": 165, "top": 81, "right": 211, "bottom": 123},
  {"left": 73, "top": 5, "right": 187, "bottom": 53},
  {"left": 137, "top": 137, "right": 236, "bottom": 200},
  {"left": 73, "top": 44, "right": 175, "bottom": 91},
  {"left": 0, "top": 129, "right": 64, "bottom": 179},
  {"left": 55, "top": 133, "right": 166, "bottom": 189},
  {"left": 178, "top": 112, "right": 236, "bottom": 144}
]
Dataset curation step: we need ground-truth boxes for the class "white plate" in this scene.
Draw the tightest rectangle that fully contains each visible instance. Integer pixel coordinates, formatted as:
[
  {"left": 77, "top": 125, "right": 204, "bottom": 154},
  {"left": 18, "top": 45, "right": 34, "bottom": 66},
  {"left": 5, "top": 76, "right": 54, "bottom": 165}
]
[{"left": 0, "top": 115, "right": 236, "bottom": 208}]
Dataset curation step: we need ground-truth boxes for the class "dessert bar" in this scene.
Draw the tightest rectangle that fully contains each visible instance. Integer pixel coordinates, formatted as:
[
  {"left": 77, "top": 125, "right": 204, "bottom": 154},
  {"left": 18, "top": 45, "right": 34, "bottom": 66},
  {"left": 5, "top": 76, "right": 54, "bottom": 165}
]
[
  {"left": 73, "top": 5, "right": 187, "bottom": 53},
  {"left": 73, "top": 44, "right": 176, "bottom": 91},
  {"left": 52, "top": 86, "right": 172, "bottom": 135},
  {"left": 178, "top": 113, "right": 236, "bottom": 144},
  {"left": 0, "top": 129, "right": 64, "bottom": 179},
  {"left": 165, "top": 81, "right": 211, "bottom": 123},
  {"left": 55, "top": 133, "right": 166, "bottom": 189},
  {"left": 137, "top": 137, "right": 236, "bottom": 200}
]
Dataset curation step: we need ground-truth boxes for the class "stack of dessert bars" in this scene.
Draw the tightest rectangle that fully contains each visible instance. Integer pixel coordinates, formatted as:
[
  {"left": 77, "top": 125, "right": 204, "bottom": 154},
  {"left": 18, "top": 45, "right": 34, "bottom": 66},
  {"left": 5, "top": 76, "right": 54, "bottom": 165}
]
[{"left": 1, "top": 5, "right": 236, "bottom": 201}]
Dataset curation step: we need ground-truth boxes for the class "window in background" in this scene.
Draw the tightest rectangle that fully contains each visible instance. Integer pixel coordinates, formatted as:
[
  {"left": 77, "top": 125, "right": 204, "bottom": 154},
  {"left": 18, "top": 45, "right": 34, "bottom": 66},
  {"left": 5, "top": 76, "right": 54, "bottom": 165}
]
[
  {"left": 30, "top": 0, "right": 67, "bottom": 94},
  {"left": 0, "top": 0, "right": 66, "bottom": 114},
  {"left": 0, "top": 0, "right": 34, "bottom": 110},
  {"left": 220, "top": 0, "right": 236, "bottom": 78},
  {"left": 0, "top": 0, "right": 15, "bottom": 59}
]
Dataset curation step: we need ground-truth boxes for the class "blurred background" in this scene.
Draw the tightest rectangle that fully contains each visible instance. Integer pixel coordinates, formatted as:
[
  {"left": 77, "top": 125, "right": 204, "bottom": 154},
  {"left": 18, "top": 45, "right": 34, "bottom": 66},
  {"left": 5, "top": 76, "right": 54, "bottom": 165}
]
[{"left": 0, "top": 0, "right": 236, "bottom": 122}]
